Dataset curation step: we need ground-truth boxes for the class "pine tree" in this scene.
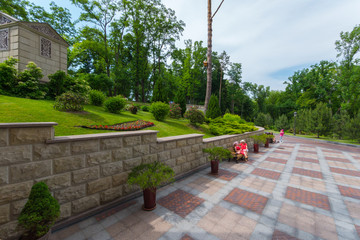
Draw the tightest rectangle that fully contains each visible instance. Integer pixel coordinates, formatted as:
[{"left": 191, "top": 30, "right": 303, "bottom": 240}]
[{"left": 206, "top": 94, "right": 221, "bottom": 119}]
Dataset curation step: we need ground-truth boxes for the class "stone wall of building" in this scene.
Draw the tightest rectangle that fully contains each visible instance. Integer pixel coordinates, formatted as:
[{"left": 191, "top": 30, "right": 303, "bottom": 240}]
[
  {"left": 0, "top": 26, "right": 19, "bottom": 64},
  {"left": 17, "top": 26, "right": 68, "bottom": 82},
  {"left": 0, "top": 123, "right": 263, "bottom": 239}
]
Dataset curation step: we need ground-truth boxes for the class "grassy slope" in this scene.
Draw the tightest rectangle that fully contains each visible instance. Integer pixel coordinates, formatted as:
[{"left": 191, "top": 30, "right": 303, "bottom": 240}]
[{"left": 0, "top": 95, "right": 214, "bottom": 138}]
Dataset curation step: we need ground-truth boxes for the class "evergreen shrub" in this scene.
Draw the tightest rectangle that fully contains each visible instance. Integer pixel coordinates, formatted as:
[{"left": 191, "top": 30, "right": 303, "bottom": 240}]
[
  {"left": 15, "top": 62, "right": 45, "bottom": 99},
  {"left": 18, "top": 182, "right": 60, "bottom": 239},
  {"left": 206, "top": 94, "right": 221, "bottom": 119},
  {"left": 129, "top": 104, "right": 138, "bottom": 114},
  {"left": 150, "top": 102, "right": 170, "bottom": 121},
  {"left": 142, "top": 105, "right": 150, "bottom": 112},
  {"left": 104, "top": 96, "right": 127, "bottom": 113},
  {"left": 0, "top": 57, "right": 18, "bottom": 94},
  {"left": 89, "top": 90, "right": 106, "bottom": 106}
]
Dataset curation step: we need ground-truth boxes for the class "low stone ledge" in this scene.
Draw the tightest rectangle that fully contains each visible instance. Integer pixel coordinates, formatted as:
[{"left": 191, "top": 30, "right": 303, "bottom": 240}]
[
  {"left": 46, "top": 130, "right": 159, "bottom": 144},
  {"left": 0, "top": 122, "right": 58, "bottom": 128},
  {"left": 157, "top": 134, "right": 204, "bottom": 143}
]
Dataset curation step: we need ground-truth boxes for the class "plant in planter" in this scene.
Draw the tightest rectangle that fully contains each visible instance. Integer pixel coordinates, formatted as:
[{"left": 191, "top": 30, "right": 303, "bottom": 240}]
[
  {"left": 127, "top": 161, "right": 175, "bottom": 211},
  {"left": 203, "top": 146, "right": 232, "bottom": 174},
  {"left": 18, "top": 182, "right": 60, "bottom": 240},
  {"left": 250, "top": 134, "right": 268, "bottom": 153}
]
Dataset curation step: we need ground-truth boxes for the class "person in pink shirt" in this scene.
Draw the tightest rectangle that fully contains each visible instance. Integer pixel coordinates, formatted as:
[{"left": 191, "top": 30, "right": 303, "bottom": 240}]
[
  {"left": 240, "top": 140, "right": 248, "bottom": 160},
  {"left": 279, "top": 129, "right": 284, "bottom": 143}
]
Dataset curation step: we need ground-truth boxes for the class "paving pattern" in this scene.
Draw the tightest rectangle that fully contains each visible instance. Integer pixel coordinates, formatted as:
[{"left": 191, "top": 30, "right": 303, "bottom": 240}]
[{"left": 51, "top": 135, "right": 360, "bottom": 240}]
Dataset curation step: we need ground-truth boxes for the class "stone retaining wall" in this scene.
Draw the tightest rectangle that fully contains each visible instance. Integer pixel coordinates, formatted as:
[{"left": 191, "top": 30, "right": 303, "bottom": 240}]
[{"left": 0, "top": 122, "right": 263, "bottom": 239}]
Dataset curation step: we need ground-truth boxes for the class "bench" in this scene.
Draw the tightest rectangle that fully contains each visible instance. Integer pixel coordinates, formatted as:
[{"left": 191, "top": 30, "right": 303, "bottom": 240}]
[{"left": 228, "top": 147, "right": 245, "bottom": 163}]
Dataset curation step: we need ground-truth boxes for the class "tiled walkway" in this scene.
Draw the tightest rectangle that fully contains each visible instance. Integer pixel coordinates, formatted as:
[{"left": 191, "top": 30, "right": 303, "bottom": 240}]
[{"left": 51, "top": 136, "right": 360, "bottom": 240}]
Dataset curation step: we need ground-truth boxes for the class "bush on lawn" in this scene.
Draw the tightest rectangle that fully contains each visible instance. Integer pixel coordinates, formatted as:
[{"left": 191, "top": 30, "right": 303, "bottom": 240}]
[
  {"left": 150, "top": 102, "right": 170, "bottom": 121},
  {"left": 89, "top": 90, "right": 106, "bottom": 106},
  {"left": 54, "top": 91, "right": 87, "bottom": 111},
  {"left": 104, "top": 96, "right": 127, "bottom": 113}
]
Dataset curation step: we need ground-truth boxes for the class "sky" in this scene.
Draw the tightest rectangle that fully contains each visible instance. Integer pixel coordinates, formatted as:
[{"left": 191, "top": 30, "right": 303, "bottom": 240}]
[{"left": 33, "top": 0, "right": 360, "bottom": 91}]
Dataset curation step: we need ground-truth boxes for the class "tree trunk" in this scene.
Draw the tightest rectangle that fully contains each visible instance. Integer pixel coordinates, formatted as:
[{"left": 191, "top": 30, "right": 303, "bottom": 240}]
[
  {"left": 204, "top": 0, "right": 212, "bottom": 113},
  {"left": 219, "top": 67, "right": 222, "bottom": 107}
]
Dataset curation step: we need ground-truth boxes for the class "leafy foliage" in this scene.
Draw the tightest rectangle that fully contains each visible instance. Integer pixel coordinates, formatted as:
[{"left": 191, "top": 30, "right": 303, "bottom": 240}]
[
  {"left": 209, "top": 114, "right": 256, "bottom": 136},
  {"left": 203, "top": 147, "right": 232, "bottom": 162},
  {"left": 54, "top": 92, "right": 87, "bottom": 112},
  {"left": 184, "top": 106, "right": 205, "bottom": 125},
  {"left": 169, "top": 102, "right": 182, "bottom": 119},
  {"left": 250, "top": 134, "right": 268, "bottom": 144},
  {"left": 18, "top": 182, "right": 60, "bottom": 239},
  {"left": 174, "top": 86, "right": 187, "bottom": 116},
  {"left": 141, "top": 105, "right": 150, "bottom": 112},
  {"left": 89, "top": 90, "right": 106, "bottom": 106},
  {"left": 274, "top": 114, "right": 289, "bottom": 131},
  {"left": 0, "top": 57, "right": 18, "bottom": 94},
  {"left": 128, "top": 104, "right": 138, "bottom": 114},
  {"left": 104, "top": 96, "right": 127, "bottom": 113},
  {"left": 206, "top": 94, "right": 222, "bottom": 119},
  {"left": 150, "top": 102, "right": 170, "bottom": 121},
  {"left": 15, "top": 62, "right": 46, "bottom": 99},
  {"left": 127, "top": 161, "right": 175, "bottom": 190}
]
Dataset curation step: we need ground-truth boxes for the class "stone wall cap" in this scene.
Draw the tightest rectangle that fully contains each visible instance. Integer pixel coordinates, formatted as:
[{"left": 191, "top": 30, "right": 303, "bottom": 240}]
[
  {"left": 0, "top": 122, "right": 58, "bottom": 128},
  {"left": 47, "top": 130, "right": 159, "bottom": 143},
  {"left": 157, "top": 134, "right": 204, "bottom": 143}
]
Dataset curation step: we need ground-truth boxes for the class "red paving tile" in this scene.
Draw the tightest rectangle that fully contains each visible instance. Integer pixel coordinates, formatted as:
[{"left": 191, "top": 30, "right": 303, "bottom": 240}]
[
  {"left": 265, "top": 157, "right": 288, "bottom": 164},
  {"left": 292, "top": 167, "right": 323, "bottom": 179},
  {"left": 208, "top": 169, "right": 238, "bottom": 181},
  {"left": 272, "top": 229, "right": 299, "bottom": 240},
  {"left": 330, "top": 167, "right": 360, "bottom": 177},
  {"left": 95, "top": 200, "right": 136, "bottom": 221},
  {"left": 325, "top": 157, "right": 351, "bottom": 163},
  {"left": 158, "top": 189, "right": 204, "bottom": 218},
  {"left": 300, "top": 150, "right": 317, "bottom": 154},
  {"left": 181, "top": 234, "right": 194, "bottom": 240},
  {"left": 356, "top": 225, "right": 360, "bottom": 237},
  {"left": 285, "top": 186, "right": 330, "bottom": 211},
  {"left": 251, "top": 168, "right": 281, "bottom": 180},
  {"left": 295, "top": 157, "right": 319, "bottom": 164},
  {"left": 338, "top": 185, "right": 360, "bottom": 200},
  {"left": 224, "top": 188, "right": 269, "bottom": 214}
]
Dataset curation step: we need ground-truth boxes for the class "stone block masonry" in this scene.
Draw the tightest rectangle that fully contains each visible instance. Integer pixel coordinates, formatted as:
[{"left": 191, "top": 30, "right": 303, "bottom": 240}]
[{"left": 0, "top": 122, "right": 263, "bottom": 240}]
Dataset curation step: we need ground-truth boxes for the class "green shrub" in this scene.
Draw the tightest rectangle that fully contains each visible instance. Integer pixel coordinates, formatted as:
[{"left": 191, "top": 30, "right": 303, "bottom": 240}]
[
  {"left": 223, "top": 113, "right": 246, "bottom": 124},
  {"left": 15, "top": 62, "right": 45, "bottom": 99},
  {"left": 206, "top": 94, "right": 221, "bottom": 119},
  {"left": 54, "top": 92, "right": 87, "bottom": 111},
  {"left": 127, "top": 161, "right": 175, "bottom": 190},
  {"left": 250, "top": 134, "right": 268, "bottom": 144},
  {"left": 89, "top": 90, "right": 106, "bottom": 106},
  {"left": 169, "top": 102, "right": 182, "bottom": 119},
  {"left": 0, "top": 57, "right": 18, "bottom": 94},
  {"left": 150, "top": 102, "right": 170, "bottom": 121},
  {"left": 209, "top": 116, "right": 257, "bottom": 136},
  {"left": 174, "top": 87, "right": 187, "bottom": 116},
  {"left": 47, "top": 70, "right": 67, "bottom": 98},
  {"left": 184, "top": 106, "right": 205, "bottom": 125},
  {"left": 142, "top": 105, "right": 150, "bottom": 112},
  {"left": 203, "top": 147, "right": 232, "bottom": 162},
  {"left": 255, "top": 113, "right": 273, "bottom": 129},
  {"left": 18, "top": 182, "right": 60, "bottom": 239},
  {"left": 104, "top": 96, "right": 127, "bottom": 113},
  {"left": 274, "top": 114, "right": 289, "bottom": 131},
  {"left": 129, "top": 104, "right": 138, "bottom": 114}
]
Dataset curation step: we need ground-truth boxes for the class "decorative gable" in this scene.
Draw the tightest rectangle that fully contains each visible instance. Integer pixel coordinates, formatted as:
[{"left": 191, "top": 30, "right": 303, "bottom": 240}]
[
  {"left": 0, "top": 15, "right": 12, "bottom": 25},
  {"left": 26, "top": 23, "right": 62, "bottom": 41}
]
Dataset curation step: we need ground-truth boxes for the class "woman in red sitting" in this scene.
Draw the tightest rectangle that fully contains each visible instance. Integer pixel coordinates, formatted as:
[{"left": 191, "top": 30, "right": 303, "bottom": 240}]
[{"left": 240, "top": 140, "right": 248, "bottom": 160}]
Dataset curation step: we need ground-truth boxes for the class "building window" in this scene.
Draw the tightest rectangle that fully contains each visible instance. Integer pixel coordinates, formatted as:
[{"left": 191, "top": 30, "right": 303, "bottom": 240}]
[
  {"left": 0, "top": 28, "right": 9, "bottom": 51},
  {"left": 40, "top": 37, "right": 51, "bottom": 58}
]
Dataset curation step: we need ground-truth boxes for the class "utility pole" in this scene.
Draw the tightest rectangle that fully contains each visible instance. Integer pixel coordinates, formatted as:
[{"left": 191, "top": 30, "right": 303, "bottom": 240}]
[{"left": 204, "top": 0, "right": 225, "bottom": 113}]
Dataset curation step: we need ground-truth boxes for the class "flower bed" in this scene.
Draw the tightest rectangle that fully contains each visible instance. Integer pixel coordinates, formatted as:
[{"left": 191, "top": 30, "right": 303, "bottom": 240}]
[{"left": 82, "top": 120, "right": 155, "bottom": 131}]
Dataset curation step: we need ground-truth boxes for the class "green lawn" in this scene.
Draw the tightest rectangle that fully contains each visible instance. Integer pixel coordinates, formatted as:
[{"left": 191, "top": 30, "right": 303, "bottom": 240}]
[{"left": 0, "top": 95, "right": 214, "bottom": 138}]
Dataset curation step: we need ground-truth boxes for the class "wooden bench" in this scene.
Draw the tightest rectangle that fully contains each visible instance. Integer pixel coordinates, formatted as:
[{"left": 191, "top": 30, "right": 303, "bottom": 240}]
[{"left": 228, "top": 147, "right": 245, "bottom": 163}]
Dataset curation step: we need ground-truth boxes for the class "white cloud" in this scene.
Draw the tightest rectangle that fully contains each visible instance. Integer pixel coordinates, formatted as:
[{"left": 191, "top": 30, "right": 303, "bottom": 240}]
[{"left": 163, "top": 0, "right": 360, "bottom": 90}]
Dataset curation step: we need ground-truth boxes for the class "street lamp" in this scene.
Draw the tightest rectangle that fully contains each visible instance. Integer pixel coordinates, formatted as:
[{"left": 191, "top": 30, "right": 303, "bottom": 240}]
[{"left": 294, "top": 112, "right": 297, "bottom": 135}]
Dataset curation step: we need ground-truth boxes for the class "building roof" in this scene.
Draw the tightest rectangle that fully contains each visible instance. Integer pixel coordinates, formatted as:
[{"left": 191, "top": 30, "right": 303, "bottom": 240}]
[{"left": 0, "top": 11, "right": 69, "bottom": 47}]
